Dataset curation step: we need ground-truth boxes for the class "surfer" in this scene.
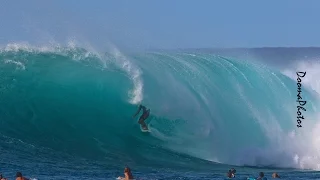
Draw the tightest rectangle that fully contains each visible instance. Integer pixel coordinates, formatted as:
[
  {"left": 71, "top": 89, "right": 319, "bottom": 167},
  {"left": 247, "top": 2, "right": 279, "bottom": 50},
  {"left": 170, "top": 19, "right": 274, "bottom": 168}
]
[{"left": 132, "top": 104, "right": 150, "bottom": 130}]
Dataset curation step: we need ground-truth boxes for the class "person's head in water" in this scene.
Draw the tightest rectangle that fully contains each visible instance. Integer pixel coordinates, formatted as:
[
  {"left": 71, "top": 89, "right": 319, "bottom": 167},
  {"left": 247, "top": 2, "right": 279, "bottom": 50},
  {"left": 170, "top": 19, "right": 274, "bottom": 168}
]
[
  {"left": 124, "top": 167, "right": 131, "bottom": 173},
  {"left": 272, "top": 172, "right": 280, "bottom": 178},
  {"left": 16, "top": 172, "right": 22, "bottom": 178},
  {"left": 259, "top": 172, "right": 264, "bottom": 177},
  {"left": 0, "top": 174, "right": 7, "bottom": 180},
  {"left": 231, "top": 168, "right": 236, "bottom": 174}
]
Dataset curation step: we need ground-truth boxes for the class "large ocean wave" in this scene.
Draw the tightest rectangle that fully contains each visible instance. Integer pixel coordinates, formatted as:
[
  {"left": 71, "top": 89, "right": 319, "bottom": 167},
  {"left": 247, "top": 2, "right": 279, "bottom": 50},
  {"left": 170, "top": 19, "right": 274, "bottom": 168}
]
[{"left": 1, "top": 43, "right": 320, "bottom": 170}]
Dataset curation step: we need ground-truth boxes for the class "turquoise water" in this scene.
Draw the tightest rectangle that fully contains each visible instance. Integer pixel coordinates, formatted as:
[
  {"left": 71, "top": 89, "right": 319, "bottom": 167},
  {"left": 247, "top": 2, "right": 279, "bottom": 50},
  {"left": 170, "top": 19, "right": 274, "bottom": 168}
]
[{"left": 0, "top": 45, "right": 319, "bottom": 179}]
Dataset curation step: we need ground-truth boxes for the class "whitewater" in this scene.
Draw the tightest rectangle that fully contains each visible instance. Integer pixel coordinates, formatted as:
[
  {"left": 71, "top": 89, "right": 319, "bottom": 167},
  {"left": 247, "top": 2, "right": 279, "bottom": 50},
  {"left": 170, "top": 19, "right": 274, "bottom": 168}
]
[{"left": 1, "top": 43, "right": 320, "bottom": 179}]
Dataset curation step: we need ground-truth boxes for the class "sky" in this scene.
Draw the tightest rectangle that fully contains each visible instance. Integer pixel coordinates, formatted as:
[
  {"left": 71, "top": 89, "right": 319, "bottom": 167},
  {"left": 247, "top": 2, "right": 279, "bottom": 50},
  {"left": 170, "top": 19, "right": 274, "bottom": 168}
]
[{"left": 0, "top": 0, "right": 320, "bottom": 50}]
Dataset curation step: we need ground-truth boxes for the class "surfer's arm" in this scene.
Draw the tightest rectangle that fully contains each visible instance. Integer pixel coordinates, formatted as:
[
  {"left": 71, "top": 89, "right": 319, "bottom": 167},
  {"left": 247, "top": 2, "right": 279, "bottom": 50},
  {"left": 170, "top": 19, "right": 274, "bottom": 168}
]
[{"left": 132, "top": 105, "right": 142, "bottom": 117}]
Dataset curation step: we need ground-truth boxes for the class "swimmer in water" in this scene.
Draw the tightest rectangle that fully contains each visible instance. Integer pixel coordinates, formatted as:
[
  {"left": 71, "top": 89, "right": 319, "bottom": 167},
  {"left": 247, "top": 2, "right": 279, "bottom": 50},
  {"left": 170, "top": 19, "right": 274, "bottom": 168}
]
[
  {"left": 118, "top": 167, "right": 134, "bottom": 180},
  {"left": 132, "top": 104, "right": 150, "bottom": 130},
  {"left": 256, "top": 172, "right": 266, "bottom": 180},
  {"left": 272, "top": 172, "right": 280, "bottom": 178},
  {"left": 226, "top": 168, "right": 236, "bottom": 178},
  {"left": 0, "top": 174, "right": 7, "bottom": 180},
  {"left": 15, "top": 172, "right": 29, "bottom": 180}
]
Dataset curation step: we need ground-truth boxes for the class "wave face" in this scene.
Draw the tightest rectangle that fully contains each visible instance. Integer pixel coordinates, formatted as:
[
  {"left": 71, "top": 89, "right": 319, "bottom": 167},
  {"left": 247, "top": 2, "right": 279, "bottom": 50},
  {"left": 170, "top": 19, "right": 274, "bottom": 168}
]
[{"left": 1, "top": 44, "right": 320, "bottom": 170}]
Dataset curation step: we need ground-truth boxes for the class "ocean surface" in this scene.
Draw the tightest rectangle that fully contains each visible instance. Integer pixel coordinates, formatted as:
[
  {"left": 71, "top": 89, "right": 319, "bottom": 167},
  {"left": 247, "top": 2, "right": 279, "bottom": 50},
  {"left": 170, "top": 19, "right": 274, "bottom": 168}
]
[{"left": 1, "top": 44, "right": 320, "bottom": 179}]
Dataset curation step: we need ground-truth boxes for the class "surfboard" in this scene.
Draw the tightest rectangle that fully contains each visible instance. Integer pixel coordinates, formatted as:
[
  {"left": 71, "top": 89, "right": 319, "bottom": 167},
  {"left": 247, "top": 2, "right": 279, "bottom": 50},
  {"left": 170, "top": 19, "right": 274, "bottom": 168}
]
[{"left": 140, "top": 124, "right": 151, "bottom": 132}]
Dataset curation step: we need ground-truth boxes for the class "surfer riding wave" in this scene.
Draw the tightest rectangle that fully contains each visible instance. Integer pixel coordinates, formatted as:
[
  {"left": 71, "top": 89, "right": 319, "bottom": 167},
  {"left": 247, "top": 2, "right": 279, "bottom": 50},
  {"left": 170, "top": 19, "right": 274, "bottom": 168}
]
[{"left": 132, "top": 104, "right": 150, "bottom": 130}]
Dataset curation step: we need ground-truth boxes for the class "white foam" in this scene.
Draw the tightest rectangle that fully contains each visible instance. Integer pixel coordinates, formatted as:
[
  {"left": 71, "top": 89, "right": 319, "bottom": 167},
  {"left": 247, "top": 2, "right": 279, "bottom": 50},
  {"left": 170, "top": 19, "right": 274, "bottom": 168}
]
[
  {"left": 0, "top": 41, "right": 100, "bottom": 61},
  {"left": 218, "top": 59, "right": 320, "bottom": 170},
  {"left": 1, "top": 42, "right": 56, "bottom": 53},
  {"left": 250, "top": 59, "right": 320, "bottom": 170},
  {"left": 109, "top": 46, "right": 143, "bottom": 104},
  {"left": 4, "top": 59, "right": 26, "bottom": 70}
]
